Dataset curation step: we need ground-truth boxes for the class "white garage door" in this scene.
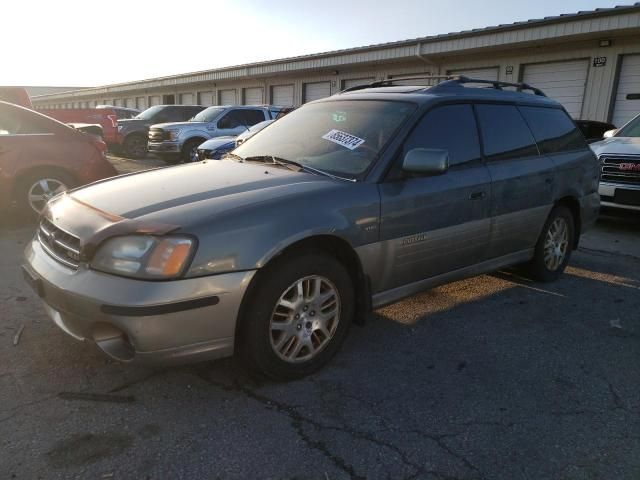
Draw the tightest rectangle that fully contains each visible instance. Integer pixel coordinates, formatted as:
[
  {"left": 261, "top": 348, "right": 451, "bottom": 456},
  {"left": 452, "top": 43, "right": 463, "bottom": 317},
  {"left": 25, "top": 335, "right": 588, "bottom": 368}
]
[
  {"left": 219, "top": 89, "right": 237, "bottom": 105},
  {"left": 125, "top": 98, "right": 135, "bottom": 108},
  {"left": 389, "top": 73, "right": 434, "bottom": 86},
  {"left": 136, "top": 96, "right": 147, "bottom": 110},
  {"left": 612, "top": 54, "right": 640, "bottom": 127},
  {"left": 114, "top": 99, "right": 124, "bottom": 107},
  {"left": 244, "top": 87, "right": 264, "bottom": 105},
  {"left": 522, "top": 59, "right": 589, "bottom": 118},
  {"left": 303, "top": 82, "right": 331, "bottom": 103},
  {"left": 272, "top": 85, "right": 294, "bottom": 106},
  {"left": 199, "top": 91, "right": 215, "bottom": 106},
  {"left": 342, "top": 78, "right": 375, "bottom": 90},
  {"left": 448, "top": 67, "right": 499, "bottom": 83},
  {"left": 179, "top": 93, "right": 194, "bottom": 105},
  {"left": 149, "top": 95, "right": 161, "bottom": 106}
]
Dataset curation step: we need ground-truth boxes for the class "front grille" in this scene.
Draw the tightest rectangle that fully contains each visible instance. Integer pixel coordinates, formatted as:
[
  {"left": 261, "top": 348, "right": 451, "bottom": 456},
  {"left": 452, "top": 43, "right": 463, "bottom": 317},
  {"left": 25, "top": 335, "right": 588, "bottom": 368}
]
[
  {"left": 38, "top": 218, "right": 81, "bottom": 270},
  {"left": 600, "top": 154, "right": 640, "bottom": 186},
  {"left": 148, "top": 128, "right": 169, "bottom": 142}
]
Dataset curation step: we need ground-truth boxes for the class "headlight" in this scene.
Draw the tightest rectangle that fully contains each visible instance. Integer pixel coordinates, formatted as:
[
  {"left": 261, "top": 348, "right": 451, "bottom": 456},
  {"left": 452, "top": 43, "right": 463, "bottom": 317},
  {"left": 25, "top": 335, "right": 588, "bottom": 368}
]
[
  {"left": 166, "top": 129, "right": 180, "bottom": 141},
  {"left": 91, "top": 235, "right": 195, "bottom": 279}
]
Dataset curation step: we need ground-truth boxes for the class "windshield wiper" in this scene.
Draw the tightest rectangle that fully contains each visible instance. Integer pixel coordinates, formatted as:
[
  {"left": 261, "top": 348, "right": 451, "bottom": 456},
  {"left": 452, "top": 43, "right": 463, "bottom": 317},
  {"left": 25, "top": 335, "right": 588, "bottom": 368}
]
[{"left": 243, "top": 156, "right": 356, "bottom": 182}]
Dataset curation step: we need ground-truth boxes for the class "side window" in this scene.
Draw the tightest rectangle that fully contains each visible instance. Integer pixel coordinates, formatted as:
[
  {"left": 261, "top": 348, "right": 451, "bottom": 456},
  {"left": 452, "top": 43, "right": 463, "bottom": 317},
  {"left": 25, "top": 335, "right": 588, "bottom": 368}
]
[
  {"left": 217, "top": 110, "right": 244, "bottom": 129},
  {"left": 519, "top": 106, "right": 588, "bottom": 154},
  {"left": 403, "top": 104, "right": 481, "bottom": 166},
  {"left": 241, "top": 109, "right": 266, "bottom": 127},
  {"left": 475, "top": 104, "right": 539, "bottom": 161}
]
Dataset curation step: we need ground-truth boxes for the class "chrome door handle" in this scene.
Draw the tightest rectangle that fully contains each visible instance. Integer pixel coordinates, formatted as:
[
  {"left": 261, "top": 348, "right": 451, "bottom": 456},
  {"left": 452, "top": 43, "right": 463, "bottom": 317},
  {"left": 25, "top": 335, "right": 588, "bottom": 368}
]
[{"left": 469, "top": 191, "right": 486, "bottom": 200}]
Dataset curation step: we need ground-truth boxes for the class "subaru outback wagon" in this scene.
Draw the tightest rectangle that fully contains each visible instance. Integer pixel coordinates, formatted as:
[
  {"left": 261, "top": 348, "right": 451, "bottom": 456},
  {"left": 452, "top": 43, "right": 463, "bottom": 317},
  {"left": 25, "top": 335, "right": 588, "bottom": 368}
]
[{"left": 23, "top": 77, "right": 600, "bottom": 380}]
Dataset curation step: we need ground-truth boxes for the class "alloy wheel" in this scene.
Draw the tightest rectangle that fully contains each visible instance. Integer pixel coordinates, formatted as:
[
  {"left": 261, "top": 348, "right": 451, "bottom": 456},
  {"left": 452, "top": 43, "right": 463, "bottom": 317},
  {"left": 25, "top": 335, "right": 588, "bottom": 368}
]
[
  {"left": 544, "top": 217, "right": 569, "bottom": 271},
  {"left": 269, "top": 275, "right": 341, "bottom": 363},
  {"left": 27, "top": 178, "right": 67, "bottom": 213}
]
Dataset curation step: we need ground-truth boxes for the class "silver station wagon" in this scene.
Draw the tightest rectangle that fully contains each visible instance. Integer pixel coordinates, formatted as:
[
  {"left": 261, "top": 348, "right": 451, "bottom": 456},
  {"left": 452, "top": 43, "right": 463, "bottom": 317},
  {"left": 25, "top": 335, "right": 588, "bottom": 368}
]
[{"left": 23, "top": 77, "right": 600, "bottom": 380}]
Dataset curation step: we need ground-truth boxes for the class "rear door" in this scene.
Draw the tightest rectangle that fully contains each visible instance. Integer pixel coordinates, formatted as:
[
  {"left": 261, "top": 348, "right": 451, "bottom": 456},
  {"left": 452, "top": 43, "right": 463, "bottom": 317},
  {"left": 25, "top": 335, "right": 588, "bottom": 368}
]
[
  {"left": 475, "top": 103, "right": 555, "bottom": 259},
  {"left": 378, "top": 103, "right": 492, "bottom": 291}
]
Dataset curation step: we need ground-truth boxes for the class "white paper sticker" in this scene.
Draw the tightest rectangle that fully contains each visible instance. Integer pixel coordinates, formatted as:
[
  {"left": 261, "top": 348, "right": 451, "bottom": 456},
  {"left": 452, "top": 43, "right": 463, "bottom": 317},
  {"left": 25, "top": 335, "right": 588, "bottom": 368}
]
[{"left": 322, "top": 129, "right": 365, "bottom": 150}]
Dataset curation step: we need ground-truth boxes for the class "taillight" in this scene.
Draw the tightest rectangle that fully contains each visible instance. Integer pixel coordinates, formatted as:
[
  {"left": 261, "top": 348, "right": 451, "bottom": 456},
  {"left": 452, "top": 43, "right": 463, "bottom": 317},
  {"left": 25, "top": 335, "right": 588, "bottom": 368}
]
[{"left": 90, "top": 137, "right": 108, "bottom": 158}]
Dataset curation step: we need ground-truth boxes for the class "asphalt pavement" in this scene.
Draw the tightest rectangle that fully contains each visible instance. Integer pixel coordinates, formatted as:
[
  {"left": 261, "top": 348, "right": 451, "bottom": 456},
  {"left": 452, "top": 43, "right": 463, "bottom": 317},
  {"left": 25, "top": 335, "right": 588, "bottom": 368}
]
[{"left": 1, "top": 167, "right": 639, "bottom": 479}]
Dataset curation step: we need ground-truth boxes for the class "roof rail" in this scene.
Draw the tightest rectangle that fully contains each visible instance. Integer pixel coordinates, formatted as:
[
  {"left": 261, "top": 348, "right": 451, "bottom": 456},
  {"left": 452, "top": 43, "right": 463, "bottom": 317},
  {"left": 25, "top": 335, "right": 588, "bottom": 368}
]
[{"left": 340, "top": 75, "right": 546, "bottom": 97}]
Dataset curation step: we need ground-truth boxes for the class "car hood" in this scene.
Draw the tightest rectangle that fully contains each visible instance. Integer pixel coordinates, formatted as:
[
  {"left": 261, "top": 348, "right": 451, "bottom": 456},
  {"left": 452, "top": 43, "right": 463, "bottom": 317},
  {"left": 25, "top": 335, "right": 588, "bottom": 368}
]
[
  {"left": 150, "top": 121, "right": 208, "bottom": 130},
  {"left": 591, "top": 137, "right": 640, "bottom": 156},
  {"left": 68, "top": 159, "right": 340, "bottom": 222},
  {"left": 198, "top": 136, "right": 236, "bottom": 149}
]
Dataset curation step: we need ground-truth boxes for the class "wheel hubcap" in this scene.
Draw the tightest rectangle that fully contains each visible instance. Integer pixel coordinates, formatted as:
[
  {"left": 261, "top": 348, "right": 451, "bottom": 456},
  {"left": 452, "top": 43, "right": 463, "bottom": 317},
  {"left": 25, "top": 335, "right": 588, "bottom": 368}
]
[
  {"left": 269, "top": 275, "right": 340, "bottom": 363},
  {"left": 543, "top": 217, "right": 569, "bottom": 271},
  {"left": 27, "top": 178, "right": 67, "bottom": 213}
]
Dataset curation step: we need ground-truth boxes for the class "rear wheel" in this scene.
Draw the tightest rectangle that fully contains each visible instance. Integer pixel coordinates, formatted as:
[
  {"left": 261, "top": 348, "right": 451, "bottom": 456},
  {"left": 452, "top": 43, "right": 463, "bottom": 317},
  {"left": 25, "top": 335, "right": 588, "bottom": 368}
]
[
  {"left": 525, "top": 205, "right": 575, "bottom": 282},
  {"left": 237, "top": 252, "right": 354, "bottom": 380},
  {"left": 15, "top": 170, "right": 75, "bottom": 218},
  {"left": 122, "top": 134, "right": 147, "bottom": 159}
]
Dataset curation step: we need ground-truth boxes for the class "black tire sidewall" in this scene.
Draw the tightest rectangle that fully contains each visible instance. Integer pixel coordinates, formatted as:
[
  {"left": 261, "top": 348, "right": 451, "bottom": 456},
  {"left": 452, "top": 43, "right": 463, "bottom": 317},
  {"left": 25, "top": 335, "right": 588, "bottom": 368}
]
[
  {"left": 529, "top": 206, "right": 575, "bottom": 282},
  {"left": 238, "top": 252, "right": 354, "bottom": 380},
  {"left": 182, "top": 139, "right": 202, "bottom": 163},
  {"left": 123, "top": 134, "right": 147, "bottom": 159}
]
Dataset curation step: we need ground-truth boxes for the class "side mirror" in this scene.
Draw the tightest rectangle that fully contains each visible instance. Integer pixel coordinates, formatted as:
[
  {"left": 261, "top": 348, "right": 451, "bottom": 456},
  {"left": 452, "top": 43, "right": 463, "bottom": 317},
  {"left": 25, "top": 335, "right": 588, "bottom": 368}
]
[
  {"left": 402, "top": 148, "right": 449, "bottom": 175},
  {"left": 603, "top": 129, "right": 617, "bottom": 139}
]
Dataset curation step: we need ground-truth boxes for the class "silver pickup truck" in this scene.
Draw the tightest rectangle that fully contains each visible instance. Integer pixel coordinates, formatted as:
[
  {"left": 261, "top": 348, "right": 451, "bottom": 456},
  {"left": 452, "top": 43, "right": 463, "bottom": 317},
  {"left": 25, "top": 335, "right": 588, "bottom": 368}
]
[{"left": 148, "top": 105, "right": 284, "bottom": 163}]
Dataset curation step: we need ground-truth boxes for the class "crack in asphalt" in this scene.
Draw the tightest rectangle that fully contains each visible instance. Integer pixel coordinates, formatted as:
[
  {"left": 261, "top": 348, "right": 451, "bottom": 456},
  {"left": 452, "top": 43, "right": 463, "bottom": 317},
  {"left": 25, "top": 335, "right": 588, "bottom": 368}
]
[{"left": 192, "top": 369, "right": 479, "bottom": 480}]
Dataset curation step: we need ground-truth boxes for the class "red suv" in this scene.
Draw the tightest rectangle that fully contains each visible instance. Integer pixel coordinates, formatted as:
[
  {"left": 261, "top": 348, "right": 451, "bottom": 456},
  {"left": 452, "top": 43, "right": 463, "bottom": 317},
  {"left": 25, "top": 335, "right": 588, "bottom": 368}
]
[{"left": 0, "top": 101, "right": 118, "bottom": 216}]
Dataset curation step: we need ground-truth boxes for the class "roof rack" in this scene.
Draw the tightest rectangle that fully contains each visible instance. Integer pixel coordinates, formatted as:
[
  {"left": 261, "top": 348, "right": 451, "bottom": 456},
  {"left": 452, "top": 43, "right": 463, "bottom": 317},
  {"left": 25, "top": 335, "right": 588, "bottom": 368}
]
[{"left": 340, "top": 75, "right": 546, "bottom": 97}]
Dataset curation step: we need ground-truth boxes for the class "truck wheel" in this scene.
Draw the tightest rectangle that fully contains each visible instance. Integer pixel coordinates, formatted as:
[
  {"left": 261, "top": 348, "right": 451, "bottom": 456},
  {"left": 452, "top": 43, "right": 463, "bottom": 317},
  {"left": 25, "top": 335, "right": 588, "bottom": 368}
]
[
  {"left": 122, "top": 134, "right": 147, "bottom": 159},
  {"left": 15, "top": 170, "right": 75, "bottom": 218},
  {"left": 237, "top": 252, "right": 354, "bottom": 380},
  {"left": 182, "top": 139, "right": 203, "bottom": 163},
  {"left": 525, "top": 205, "right": 575, "bottom": 282}
]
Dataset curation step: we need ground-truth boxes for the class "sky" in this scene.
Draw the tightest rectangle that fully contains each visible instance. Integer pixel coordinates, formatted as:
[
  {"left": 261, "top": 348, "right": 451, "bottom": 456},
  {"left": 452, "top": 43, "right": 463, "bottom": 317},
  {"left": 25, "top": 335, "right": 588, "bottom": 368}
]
[{"left": 1, "top": 0, "right": 630, "bottom": 87}]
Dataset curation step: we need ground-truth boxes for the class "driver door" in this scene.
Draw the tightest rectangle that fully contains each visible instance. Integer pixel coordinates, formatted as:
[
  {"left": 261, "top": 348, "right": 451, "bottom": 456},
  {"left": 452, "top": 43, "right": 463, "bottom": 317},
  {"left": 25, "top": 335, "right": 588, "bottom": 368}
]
[{"left": 377, "top": 104, "right": 492, "bottom": 292}]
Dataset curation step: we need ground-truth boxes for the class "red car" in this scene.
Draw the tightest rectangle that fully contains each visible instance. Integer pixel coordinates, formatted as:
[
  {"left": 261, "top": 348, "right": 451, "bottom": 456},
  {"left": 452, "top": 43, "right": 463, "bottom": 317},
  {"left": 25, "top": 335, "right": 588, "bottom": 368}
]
[
  {"left": 39, "top": 107, "right": 119, "bottom": 145},
  {"left": 0, "top": 101, "right": 118, "bottom": 216}
]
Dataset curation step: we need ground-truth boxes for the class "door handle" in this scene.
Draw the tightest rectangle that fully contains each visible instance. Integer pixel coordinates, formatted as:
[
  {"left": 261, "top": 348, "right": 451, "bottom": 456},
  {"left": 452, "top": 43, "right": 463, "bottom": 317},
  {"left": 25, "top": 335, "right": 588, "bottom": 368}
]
[{"left": 469, "top": 191, "right": 486, "bottom": 200}]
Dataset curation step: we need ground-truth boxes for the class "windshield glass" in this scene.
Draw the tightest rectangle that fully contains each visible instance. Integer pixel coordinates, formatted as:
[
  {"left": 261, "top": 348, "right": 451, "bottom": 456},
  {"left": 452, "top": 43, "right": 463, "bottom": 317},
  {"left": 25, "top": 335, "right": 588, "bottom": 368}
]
[
  {"left": 191, "top": 107, "right": 225, "bottom": 123},
  {"left": 617, "top": 114, "right": 640, "bottom": 137},
  {"left": 233, "top": 100, "right": 416, "bottom": 177},
  {"left": 135, "top": 105, "right": 164, "bottom": 120}
]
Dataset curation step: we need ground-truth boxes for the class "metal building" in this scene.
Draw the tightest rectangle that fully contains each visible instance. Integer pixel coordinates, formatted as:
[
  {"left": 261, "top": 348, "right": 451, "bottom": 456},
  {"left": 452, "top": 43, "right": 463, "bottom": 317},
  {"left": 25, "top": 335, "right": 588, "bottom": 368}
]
[{"left": 32, "top": 3, "right": 640, "bottom": 126}]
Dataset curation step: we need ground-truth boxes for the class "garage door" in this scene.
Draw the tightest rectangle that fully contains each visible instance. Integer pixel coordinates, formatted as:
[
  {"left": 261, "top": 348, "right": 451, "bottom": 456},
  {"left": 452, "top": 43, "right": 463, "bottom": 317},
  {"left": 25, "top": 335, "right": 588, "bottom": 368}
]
[
  {"left": 179, "top": 93, "right": 194, "bottom": 105},
  {"left": 303, "top": 82, "right": 331, "bottom": 103},
  {"left": 271, "top": 85, "right": 294, "bottom": 106},
  {"left": 125, "top": 98, "right": 135, "bottom": 108},
  {"left": 136, "top": 97, "right": 147, "bottom": 110},
  {"left": 199, "top": 91, "right": 215, "bottom": 106},
  {"left": 243, "top": 87, "right": 264, "bottom": 105},
  {"left": 612, "top": 54, "right": 640, "bottom": 127},
  {"left": 149, "top": 95, "right": 161, "bottom": 106},
  {"left": 389, "top": 73, "right": 434, "bottom": 86},
  {"left": 114, "top": 99, "right": 124, "bottom": 107},
  {"left": 342, "top": 78, "right": 375, "bottom": 90},
  {"left": 448, "top": 67, "right": 499, "bottom": 83},
  {"left": 522, "top": 59, "right": 589, "bottom": 118},
  {"left": 219, "top": 89, "right": 237, "bottom": 105}
]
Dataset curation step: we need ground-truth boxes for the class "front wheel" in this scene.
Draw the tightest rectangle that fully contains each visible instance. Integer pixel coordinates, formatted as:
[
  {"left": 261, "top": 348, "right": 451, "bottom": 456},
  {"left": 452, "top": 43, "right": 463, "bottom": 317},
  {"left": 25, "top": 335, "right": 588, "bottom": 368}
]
[
  {"left": 15, "top": 170, "right": 75, "bottom": 218},
  {"left": 525, "top": 205, "right": 575, "bottom": 282},
  {"left": 237, "top": 252, "right": 354, "bottom": 380},
  {"left": 122, "top": 134, "right": 148, "bottom": 159}
]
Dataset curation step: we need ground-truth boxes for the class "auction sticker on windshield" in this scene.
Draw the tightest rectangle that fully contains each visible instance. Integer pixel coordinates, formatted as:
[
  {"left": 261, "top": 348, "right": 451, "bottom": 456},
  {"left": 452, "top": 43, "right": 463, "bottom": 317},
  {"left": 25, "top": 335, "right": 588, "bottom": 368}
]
[{"left": 322, "top": 129, "right": 365, "bottom": 150}]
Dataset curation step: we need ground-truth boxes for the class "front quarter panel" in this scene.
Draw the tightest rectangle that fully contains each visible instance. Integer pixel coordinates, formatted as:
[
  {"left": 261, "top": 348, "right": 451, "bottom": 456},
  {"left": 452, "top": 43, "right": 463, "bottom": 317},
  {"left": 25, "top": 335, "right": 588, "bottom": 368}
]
[{"left": 183, "top": 182, "right": 381, "bottom": 277}]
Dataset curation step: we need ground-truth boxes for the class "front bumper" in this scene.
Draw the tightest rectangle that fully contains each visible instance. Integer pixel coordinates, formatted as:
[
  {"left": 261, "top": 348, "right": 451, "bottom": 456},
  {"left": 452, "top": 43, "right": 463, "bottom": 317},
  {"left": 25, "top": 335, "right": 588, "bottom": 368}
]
[
  {"left": 23, "top": 237, "right": 255, "bottom": 365},
  {"left": 148, "top": 141, "right": 181, "bottom": 153},
  {"left": 599, "top": 182, "right": 640, "bottom": 212}
]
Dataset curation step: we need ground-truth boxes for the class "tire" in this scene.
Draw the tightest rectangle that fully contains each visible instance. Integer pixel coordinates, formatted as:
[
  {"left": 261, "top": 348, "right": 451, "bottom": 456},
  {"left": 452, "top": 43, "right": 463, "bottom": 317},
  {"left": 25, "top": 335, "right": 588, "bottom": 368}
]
[
  {"left": 15, "top": 170, "right": 76, "bottom": 219},
  {"left": 237, "top": 252, "right": 354, "bottom": 380},
  {"left": 181, "top": 139, "right": 203, "bottom": 163},
  {"left": 525, "top": 205, "right": 575, "bottom": 282},
  {"left": 122, "top": 134, "right": 148, "bottom": 159}
]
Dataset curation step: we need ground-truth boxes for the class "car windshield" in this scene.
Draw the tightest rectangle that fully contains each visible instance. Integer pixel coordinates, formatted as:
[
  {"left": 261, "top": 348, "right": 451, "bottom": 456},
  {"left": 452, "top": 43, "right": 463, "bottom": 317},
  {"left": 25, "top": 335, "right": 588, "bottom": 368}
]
[
  {"left": 616, "top": 114, "right": 640, "bottom": 137},
  {"left": 135, "top": 106, "right": 165, "bottom": 120},
  {"left": 191, "top": 107, "right": 225, "bottom": 123},
  {"left": 233, "top": 100, "right": 416, "bottom": 178}
]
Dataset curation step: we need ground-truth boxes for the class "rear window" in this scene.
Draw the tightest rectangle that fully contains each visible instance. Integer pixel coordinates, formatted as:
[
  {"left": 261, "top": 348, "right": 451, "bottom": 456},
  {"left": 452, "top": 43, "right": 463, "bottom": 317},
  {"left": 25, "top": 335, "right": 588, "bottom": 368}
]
[
  {"left": 519, "top": 107, "right": 588, "bottom": 153},
  {"left": 475, "top": 104, "right": 539, "bottom": 161}
]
